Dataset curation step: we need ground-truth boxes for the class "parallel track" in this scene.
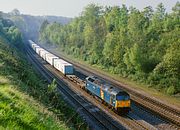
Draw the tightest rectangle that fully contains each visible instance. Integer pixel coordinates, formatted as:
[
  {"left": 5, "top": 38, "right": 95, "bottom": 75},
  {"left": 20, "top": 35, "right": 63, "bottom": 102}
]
[
  {"left": 42, "top": 46, "right": 180, "bottom": 127},
  {"left": 76, "top": 66, "right": 180, "bottom": 127},
  {"left": 47, "top": 66, "right": 155, "bottom": 130},
  {"left": 26, "top": 45, "right": 162, "bottom": 130},
  {"left": 75, "top": 64, "right": 180, "bottom": 127},
  {"left": 26, "top": 46, "right": 126, "bottom": 130}
]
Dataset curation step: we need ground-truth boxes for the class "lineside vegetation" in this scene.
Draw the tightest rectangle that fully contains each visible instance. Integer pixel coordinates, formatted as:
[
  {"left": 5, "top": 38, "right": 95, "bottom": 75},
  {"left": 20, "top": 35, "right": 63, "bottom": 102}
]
[{"left": 0, "top": 15, "right": 87, "bottom": 129}]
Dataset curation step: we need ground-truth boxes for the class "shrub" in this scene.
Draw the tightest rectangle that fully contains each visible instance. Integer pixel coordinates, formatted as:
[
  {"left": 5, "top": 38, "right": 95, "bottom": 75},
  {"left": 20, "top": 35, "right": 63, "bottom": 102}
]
[{"left": 167, "top": 86, "right": 175, "bottom": 95}]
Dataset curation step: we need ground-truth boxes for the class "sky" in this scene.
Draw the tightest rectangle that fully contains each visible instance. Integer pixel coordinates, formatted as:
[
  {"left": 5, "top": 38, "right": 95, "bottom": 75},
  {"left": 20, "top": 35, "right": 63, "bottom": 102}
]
[{"left": 0, "top": 0, "right": 178, "bottom": 18}]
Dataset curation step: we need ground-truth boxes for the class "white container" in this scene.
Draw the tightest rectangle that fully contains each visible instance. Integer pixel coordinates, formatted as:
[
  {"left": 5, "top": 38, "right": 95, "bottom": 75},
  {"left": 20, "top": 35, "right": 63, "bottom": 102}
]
[
  {"left": 28, "top": 40, "right": 37, "bottom": 50},
  {"left": 45, "top": 53, "right": 59, "bottom": 65},
  {"left": 35, "top": 46, "right": 40, "bottom": 54},
  {"left": 40, "top": 50, "right": 49, "bottom": 59},
  {"left": 36, "top": 48, "right": 45, "bottom": 55},
  {"left": 31, "top": 44, "right": 38, "bottom": 50},
  {"left": 54, "top": 59, "right": 73, "bottom": 75},
  {"left": 31, "top": 43, "right": 36, "bottom": 49},
  {"left": 28, "top": 40, "right": 36, "bottom": 48}
]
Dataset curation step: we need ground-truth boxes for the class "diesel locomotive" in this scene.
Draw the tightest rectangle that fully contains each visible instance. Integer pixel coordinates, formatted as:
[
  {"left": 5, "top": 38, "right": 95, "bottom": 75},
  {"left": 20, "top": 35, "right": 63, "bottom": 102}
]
[{"left": 86, "top": 76, "right": 130, "bottom": 114}]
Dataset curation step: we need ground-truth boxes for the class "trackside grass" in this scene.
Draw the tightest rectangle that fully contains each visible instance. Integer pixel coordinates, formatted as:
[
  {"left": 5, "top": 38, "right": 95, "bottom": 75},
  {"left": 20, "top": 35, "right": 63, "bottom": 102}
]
[{"left": 0, "top": 78, "right": 67, "bottom": 130}]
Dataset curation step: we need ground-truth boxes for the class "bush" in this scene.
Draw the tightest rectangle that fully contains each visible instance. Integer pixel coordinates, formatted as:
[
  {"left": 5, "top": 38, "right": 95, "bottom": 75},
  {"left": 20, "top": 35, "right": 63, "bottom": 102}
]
[{"left": 167, "top": 86, "right": 175, "bottom": 95}]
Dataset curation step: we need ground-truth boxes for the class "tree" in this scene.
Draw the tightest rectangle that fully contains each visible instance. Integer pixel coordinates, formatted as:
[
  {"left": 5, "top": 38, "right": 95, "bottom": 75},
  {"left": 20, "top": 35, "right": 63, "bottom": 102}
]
[
  {"left": 151, "top": 3, "right": 166, "bottom": 34},
  {"left": 172, "top": 1, "right": 180, "bottom": 17},
  {"left": 128, "top": 7, "right": 146, "bottom": 46},
  {"left": 11, "top": 9, "right": 20, "bottom": 15},
  {"left": 39, "top": 20, "right": 49, "bottom": 33},
  {"left": 38, "top": 3, "right": 180, "bottom": 95},
  {"left": 153, "top": 40, "right": 180, "bottom": 94},
  {"left": 155, "top": 41, "right": 180, "bottom": 78},
  {"left": 82, "top": 4, "right": 102, "bottom": 27},
  {"left": 102, "top": 33, "right": 115, "bottom": 66}
]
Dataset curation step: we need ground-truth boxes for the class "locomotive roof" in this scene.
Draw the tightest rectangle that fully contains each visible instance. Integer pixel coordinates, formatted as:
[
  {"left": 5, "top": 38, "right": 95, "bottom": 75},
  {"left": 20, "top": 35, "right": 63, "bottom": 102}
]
[{"left": 86, "top": 76, "right": 125, "bottom": 95}]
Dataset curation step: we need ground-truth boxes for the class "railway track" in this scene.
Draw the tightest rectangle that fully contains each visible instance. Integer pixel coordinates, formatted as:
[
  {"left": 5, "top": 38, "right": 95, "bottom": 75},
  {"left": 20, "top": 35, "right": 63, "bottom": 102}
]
[
  {"left": 76, "top": 66, "right": 180, "bottom": 127},
  {"left": 47, "top": 65, "right": 157, "bottom": 130},
  {"left": 26, "top": 46, "right": 126, "bottom": 130},
  {"left": 41, "top": 45, "right": 180, "bottom": 128},
  {"left": 75, "top": 65, "right": 180, "bottom": 127},
  {"left": 26, "top": 45, "right": 164, "bottom": 130},
  {"left": 131, "top": 102, "right": 179, "bottom": 130}
]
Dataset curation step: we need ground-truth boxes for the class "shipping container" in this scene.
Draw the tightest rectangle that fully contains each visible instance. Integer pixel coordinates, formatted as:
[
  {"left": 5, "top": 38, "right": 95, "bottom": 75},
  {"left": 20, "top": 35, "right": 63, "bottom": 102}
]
[
  {"left": 53, "top": 59, "right": 74, "bottom": 75},
  {"left": 28, "top": 40, "right": 36, "bottom": 48},
  {"left": 40, "top": 50, "right": 49, "bottom": 59},
  {"left": 32, "top": 44, "right": 38, "bottom": 51},
  {"left": 35, "top": 46, "right": 41, "bottom": 54},
  {"left": 45, "top": 53, "right": 59, "bottom": 65},
  {"left": 36, "top": 47, "right": 45, "bottom": 55},
  {"left": 31, "top": 43, "right": 36, "bottom": 49}
]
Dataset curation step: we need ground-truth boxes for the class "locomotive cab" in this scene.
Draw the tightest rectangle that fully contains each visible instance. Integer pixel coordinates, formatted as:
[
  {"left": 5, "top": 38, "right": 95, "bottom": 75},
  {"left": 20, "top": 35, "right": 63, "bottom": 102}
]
[{"left": 115, "top": 91, "right": 131, "bottom": 114}]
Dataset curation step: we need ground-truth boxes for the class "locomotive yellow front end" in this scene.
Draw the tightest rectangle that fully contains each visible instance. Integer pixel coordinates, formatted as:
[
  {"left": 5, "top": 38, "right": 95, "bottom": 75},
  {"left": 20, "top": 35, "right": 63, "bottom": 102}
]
[
  {"left": 115, "top": 91, "right": 131, "bottom": 114},
  {"left": 116, "top": 100, "right": 131, "bottom": 108}
]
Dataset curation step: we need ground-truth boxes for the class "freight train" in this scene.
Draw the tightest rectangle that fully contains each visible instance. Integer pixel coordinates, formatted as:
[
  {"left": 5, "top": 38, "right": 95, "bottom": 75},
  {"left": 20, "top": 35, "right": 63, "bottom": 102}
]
[{"left": 28, "top": 40, "right": 131, "bottom": 114}]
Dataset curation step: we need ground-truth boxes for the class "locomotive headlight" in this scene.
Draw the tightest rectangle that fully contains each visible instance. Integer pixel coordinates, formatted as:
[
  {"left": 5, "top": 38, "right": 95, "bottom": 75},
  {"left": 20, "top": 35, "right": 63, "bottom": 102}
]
[{"left": 121, "top": 101, "right": 125, "bottom": 106}]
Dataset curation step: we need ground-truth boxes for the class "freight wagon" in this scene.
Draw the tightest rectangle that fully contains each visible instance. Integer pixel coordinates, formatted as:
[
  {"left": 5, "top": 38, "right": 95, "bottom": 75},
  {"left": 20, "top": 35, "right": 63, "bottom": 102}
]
[{"left": 28, "top": 40, "right": 73, "bottom": 75}]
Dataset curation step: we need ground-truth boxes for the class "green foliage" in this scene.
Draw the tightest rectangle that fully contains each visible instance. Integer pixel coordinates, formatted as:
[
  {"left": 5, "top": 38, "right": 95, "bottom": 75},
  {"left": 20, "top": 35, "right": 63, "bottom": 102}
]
[
  {"left": 39, "top": 3, "right": 180, "bottom": 95},
  {"left": 0, "top": 18, "right": 22, "bottom": 48},
  {"left": 48, "top": 79, "right": 57, "bottom": 94},
  {"left": 0, "top": 86, "right": 65, "bottom": 130},
  {"left": 167, "top": 86, "right": 176, "bottom": 95},
  {"left": 0, "top": 37, "right": 69, "bottom": 129},
  {"left": 0, "top": 16, "right": 87, "bottom": 129},
  {"left": 102, "top": 33, "right": 115, "bottom": 67}
]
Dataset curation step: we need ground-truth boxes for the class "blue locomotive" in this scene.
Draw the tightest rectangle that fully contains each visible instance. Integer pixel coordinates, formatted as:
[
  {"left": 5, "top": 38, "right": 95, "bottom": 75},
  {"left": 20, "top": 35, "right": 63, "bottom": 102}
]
[{"left": 86, "top": 76, "right": 130, "bottom": 114}]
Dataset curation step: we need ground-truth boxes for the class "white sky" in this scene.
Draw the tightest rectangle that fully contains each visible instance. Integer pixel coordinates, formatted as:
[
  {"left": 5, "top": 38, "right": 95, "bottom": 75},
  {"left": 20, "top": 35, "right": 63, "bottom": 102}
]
[{"left": 0, "top": 0, "right": 178, "bottom": 17}]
